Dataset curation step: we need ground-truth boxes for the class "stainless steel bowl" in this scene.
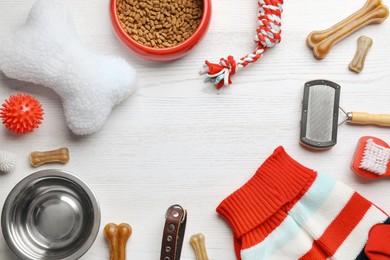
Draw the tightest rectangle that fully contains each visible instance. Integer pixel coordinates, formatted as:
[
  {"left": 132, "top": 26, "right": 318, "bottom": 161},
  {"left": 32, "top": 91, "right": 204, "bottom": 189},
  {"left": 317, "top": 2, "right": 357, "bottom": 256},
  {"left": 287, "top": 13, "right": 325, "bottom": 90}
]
[{"left": 1, "top": 170, "right": 100, "bottom": 260}]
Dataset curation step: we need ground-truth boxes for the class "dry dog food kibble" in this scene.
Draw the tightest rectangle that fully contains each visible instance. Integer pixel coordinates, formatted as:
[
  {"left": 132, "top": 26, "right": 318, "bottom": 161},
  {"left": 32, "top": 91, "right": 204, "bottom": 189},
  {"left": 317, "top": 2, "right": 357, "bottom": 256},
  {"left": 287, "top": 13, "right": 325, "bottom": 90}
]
[{"left": 117, "top": 0, "right": 203, "bottom": 48}]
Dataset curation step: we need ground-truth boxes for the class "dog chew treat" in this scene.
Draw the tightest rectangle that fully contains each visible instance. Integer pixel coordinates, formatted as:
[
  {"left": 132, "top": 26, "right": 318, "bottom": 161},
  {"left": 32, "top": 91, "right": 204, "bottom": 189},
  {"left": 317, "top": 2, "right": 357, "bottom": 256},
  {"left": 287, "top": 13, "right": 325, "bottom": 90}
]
[
  {"left": 349, "top": 36, "right": 373, "bottom": 73},
  {"left": 307, "top": 0, "right": 388, "bottom": 59},
  {"left": 190, "top": 233, "right": 209, "bottom": 260},
  {"left": 29, "top": 147, "right": 69, "bottom": 167},
  {"left": 104, "top": 223, "right": 132, "bottom": 260}
]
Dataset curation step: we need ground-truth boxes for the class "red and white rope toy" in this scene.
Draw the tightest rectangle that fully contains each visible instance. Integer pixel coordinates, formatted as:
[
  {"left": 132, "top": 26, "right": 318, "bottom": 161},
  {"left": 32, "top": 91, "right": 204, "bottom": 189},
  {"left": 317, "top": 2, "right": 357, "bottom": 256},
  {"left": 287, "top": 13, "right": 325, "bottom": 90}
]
[{"left": 200, "top": 0, "right": 283, "bottom": 91}]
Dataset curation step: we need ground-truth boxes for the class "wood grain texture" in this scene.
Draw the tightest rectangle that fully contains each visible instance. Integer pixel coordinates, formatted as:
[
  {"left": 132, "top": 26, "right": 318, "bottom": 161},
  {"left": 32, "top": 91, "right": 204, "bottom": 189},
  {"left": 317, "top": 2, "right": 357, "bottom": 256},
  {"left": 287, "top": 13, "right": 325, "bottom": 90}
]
[{"left": 0, "top": 0, "right": 390, "bottom": 259}]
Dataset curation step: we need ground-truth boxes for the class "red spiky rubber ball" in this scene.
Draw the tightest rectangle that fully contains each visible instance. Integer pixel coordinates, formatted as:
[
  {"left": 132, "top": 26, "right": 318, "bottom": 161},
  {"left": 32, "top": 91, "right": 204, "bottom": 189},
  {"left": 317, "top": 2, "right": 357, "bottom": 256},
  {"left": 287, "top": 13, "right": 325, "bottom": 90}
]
[{"left": 0, "top": 93, "right": 44, "bottom": 134}]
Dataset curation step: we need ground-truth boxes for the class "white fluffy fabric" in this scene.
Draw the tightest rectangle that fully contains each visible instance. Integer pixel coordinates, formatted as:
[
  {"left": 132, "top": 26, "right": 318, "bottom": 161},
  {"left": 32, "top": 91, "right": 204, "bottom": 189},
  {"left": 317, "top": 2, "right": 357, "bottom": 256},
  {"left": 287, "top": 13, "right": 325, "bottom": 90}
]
[{"left": 0, "top": 0, "right": 137, "bottom": 135}]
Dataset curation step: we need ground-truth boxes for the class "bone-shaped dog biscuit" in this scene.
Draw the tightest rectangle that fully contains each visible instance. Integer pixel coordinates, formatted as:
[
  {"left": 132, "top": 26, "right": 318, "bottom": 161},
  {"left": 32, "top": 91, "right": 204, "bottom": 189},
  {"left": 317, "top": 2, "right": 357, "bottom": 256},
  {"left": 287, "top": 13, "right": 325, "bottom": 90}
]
[
  {"left": 307, "top": 0, "right": 388, "bottom": 59},
  {"left": 104, "top": 223, "right": 132, "bottom": 260},
  {"left": 190, "top": 233, "right": 209, "bottom": 260},
  {"left": 0, "top": 0, "right": 136, "bottom": 135},
  {"left": 30, "top": 147, "right": 69, "bottom": 167},
  {"left": 349, "top": 36, "right": 373, "bottom": 73}
]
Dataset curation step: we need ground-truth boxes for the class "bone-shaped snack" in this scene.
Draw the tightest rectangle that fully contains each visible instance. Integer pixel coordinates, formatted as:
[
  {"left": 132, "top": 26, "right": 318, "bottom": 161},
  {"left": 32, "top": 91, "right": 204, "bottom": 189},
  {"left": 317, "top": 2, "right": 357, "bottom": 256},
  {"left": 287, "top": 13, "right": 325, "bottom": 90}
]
[
  {"left": 190, "top": 233, "right": 209, "bottom": 260},
  {"left": 307, "top": 0, "right": 388, "bottom": 59},
  {"left": 104, "top": 223, "right": 132, "bottom": 260},
  {"left": 29, "top": 148, "right": 69, "bottom": 167},
  {"left": 349, "top": 36, "right": 373, "bottom": 73},
  {"left": 0, "top": 0, "right": 136, "bottom": 135}
]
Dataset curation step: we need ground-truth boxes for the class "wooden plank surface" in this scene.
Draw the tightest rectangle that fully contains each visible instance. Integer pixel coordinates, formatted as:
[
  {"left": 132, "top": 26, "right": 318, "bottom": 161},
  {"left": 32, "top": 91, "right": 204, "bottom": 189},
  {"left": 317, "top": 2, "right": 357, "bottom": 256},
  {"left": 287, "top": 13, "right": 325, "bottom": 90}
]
[{"left": 0, "top": 0, "right": 389, "bottom": 259}]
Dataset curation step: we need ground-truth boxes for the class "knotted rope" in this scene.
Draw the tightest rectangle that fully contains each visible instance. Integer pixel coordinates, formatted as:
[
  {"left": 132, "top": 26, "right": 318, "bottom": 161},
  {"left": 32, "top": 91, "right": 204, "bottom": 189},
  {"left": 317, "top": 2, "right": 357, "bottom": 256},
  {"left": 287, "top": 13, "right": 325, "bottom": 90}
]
[{"left": 200, "top": 0, "right": 283, "bottom": 90}]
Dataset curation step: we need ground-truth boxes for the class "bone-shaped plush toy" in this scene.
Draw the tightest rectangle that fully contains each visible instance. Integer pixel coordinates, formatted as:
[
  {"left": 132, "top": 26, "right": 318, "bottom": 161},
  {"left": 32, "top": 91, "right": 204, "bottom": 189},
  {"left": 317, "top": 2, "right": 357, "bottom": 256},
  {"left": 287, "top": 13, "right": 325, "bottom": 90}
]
[
  {"left": 306, "top": 0, "right": 388, "bottom": 59},
  {"left": 0, "top": 0, "right": 136, "bottom": 135},
  {"left": 104, "top": 223, "right": 132, "bottom": 260}
]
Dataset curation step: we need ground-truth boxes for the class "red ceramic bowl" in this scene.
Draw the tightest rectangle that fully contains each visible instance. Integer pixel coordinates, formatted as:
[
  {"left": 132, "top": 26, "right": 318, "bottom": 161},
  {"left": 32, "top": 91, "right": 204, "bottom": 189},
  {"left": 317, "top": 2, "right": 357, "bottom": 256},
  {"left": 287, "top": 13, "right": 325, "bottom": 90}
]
[{"left": 110, "top": 0, "right": 211, "bottom": 61}]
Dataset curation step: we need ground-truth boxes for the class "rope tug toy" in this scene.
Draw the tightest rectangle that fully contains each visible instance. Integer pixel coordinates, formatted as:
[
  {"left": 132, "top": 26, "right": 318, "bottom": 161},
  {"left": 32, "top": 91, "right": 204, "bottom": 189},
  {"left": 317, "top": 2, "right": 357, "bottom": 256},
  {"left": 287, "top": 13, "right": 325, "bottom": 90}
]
[{"left": 200, "top": 0, "right": 283, "bottom": 91}]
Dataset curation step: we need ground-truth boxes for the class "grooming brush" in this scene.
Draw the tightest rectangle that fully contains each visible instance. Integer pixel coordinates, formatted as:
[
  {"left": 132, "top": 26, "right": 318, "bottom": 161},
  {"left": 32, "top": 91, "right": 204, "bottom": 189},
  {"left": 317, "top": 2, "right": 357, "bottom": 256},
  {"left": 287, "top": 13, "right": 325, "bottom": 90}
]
[
  {"left": 351, "top": 136, "right": 390, "bottom": 179},
  {"left": 300, "top": 80, "right": 390, "bottom": 150},
  {"left": 300, "top": 80, "right": 340, "bottom": 149}
]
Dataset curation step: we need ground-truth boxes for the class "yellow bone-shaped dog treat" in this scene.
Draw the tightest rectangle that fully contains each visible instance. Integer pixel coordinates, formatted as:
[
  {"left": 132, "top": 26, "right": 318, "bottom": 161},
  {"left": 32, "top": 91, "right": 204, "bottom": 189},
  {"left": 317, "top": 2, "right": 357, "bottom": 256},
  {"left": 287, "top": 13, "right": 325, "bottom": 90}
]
[
  {"left": 307, "top": 0, "right": 388, "bottom": 59},
  {"left": 104, "top": 223, "right": 132, "bottom": 260},
  {"left": 29, "top": 147, "right": 69, "bottom": 167},
  {"left": 190, "top": 233, "right": 209, "bottom": 260},
  {"left": 349, "top": 36, "right": 373, "bottom": 73}
]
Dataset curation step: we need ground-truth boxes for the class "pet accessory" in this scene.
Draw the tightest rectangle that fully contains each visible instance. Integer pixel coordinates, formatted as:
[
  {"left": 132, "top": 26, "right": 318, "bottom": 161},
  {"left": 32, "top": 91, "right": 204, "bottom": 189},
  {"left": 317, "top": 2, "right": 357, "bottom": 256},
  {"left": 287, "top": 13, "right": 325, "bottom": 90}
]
[
  {"left": 200, "top": 0, "right": 283, "bottom": 90},
  {"left": 349, "top": 36, "right": 373, "bottom": 73},
  {"left": 0, "top": 0, "right": 137, "bottom": 135},
  {"left": 351, "top": 136, "right": 390, "bottom": 179},
  {"left": 2, "top": 170, "right": 101, "bottom": 260},
  {"left": 30, "top": 147, "right": 69, "bottom": 167},
  {"left": 307, "top": 0, "right": 388, "bottom": 59},
  {"left": 0, "top": 150, "right": 16, "bottom": 174},
  {"left": 190, "top": 233, "right": 209, "bottom": 260},
  {"left": 365, "top": 222, "right": 390, "bottom": 259},
  {"left": 104, "top": 223, "right": 132, "bottom": 260},
  {"left": 1, "top": 93, "right": 43, "bottom": 134},
  {"left": 217, "top": 146, "right": 390, "bottom": 260},
  {"left": 111, "top": 0, "right": 211, "bottom": 61},
  {"left": 160, "top": 204, "right": 187, "bottom": 260},
  {"left": 300, "top": 80, "right": 390, "bottom": 149}
]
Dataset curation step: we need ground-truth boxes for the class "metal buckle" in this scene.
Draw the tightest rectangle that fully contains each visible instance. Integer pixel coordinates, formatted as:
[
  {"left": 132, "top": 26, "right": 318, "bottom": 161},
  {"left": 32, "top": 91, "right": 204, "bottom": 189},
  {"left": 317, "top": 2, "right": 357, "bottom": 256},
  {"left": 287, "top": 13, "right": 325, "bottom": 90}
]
[{"left": 165, "top": 204, "right": 186, "bottom": 223}]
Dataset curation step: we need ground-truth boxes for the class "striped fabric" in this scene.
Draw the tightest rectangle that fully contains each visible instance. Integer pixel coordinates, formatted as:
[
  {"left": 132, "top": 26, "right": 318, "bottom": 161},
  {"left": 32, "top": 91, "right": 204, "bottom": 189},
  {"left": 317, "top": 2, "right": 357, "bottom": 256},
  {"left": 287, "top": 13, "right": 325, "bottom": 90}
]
[{"left": 217, "top": 147, "right": 389, "bottom": 260}]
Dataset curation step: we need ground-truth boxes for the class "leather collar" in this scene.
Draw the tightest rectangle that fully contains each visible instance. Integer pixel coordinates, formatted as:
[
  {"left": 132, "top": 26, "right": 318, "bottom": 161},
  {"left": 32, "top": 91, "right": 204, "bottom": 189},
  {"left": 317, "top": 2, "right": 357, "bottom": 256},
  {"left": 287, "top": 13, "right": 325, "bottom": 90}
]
[{"left": 160, "top": 205, "right": 187, "bottom": 260}]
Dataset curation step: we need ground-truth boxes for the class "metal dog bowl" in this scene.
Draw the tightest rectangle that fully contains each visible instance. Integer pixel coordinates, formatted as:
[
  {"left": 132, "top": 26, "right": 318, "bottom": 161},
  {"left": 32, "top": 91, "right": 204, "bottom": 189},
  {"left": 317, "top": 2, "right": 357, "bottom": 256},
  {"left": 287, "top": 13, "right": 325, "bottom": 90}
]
[{"left": 1, "top": 170, "right": 100, "bottom": 260}]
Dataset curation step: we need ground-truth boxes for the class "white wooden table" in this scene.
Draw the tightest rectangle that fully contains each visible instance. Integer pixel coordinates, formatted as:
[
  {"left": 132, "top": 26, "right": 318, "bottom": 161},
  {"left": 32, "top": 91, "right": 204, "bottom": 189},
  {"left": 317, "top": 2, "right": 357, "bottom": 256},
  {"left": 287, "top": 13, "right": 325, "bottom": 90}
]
[{"left": 1, "top": 0, "right": 390, "bottom": 259}]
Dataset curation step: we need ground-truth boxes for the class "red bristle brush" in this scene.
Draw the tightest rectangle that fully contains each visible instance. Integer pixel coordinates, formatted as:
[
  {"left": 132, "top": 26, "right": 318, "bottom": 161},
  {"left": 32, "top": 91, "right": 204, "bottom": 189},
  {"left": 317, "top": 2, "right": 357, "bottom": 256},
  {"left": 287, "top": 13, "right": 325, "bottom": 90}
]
[
  {"left": 0, "top": 93, "right": 44, "bottom": 134},
  {"left": 351, "top": 136, "right": 390, "bottom": 179}
]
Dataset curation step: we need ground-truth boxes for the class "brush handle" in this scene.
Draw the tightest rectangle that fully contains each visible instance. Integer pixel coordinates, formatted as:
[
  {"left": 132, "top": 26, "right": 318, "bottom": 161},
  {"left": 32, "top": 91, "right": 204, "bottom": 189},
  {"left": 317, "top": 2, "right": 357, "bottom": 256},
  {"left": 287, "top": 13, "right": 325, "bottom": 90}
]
[{"left": 350, "top": 112, "right": 390, "bottom": 126}]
